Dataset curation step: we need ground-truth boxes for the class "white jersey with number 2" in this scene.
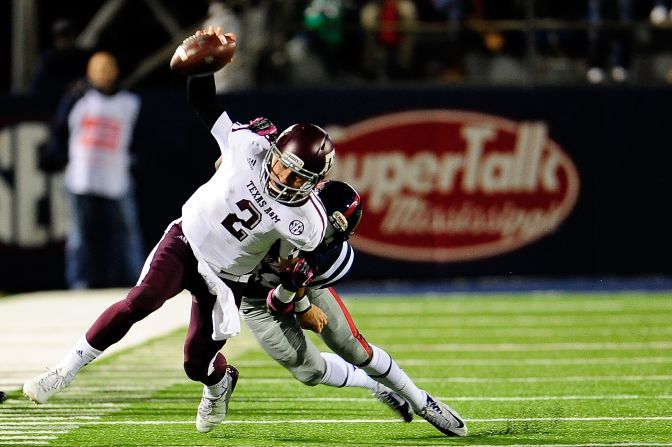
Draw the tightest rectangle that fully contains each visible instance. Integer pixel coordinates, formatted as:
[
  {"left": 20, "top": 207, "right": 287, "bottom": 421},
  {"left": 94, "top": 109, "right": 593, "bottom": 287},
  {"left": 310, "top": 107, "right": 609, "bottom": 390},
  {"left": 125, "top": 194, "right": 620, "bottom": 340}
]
[{"left": 181, "top": 112, "right": 328, "bottom": 276}]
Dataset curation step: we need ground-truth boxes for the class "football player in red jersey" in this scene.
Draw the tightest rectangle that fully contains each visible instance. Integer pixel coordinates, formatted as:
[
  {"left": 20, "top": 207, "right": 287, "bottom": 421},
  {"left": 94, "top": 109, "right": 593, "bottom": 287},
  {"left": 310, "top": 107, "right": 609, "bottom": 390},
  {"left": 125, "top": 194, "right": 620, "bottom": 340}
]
[{"left": 242, "top": 180, "right": 468, "bottom": 437}]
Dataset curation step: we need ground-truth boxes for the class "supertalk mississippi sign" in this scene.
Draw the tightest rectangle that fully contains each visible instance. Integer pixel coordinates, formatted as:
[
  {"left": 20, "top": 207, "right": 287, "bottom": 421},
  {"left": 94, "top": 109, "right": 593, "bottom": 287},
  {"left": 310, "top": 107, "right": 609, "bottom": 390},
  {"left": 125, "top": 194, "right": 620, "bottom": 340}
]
[{"left": 327, "top": 110, "right": 580, "bottom": 262}]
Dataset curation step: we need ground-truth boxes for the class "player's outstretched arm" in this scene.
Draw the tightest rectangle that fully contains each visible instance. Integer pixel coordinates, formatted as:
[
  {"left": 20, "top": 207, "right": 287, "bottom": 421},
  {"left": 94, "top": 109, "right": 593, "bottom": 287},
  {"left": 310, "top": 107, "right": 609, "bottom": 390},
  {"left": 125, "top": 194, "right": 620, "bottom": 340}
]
[{"left": 187, "top": 74, "right": 222, "bottom": 130}]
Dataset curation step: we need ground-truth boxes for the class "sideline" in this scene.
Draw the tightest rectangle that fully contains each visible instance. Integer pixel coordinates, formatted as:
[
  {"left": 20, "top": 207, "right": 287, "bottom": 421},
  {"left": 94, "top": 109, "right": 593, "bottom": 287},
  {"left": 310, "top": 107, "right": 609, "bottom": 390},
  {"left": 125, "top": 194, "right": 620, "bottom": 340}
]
[{"left": 0, "top": 289, "right": 192, "bottom": 391}]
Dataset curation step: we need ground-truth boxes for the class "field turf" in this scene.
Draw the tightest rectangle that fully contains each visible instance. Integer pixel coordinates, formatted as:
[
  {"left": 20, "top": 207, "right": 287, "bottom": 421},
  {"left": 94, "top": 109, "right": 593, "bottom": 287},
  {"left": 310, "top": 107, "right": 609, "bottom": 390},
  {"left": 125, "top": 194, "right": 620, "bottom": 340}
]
[{"left": 2, "top": 292, "right": 671, "bottom": 446}]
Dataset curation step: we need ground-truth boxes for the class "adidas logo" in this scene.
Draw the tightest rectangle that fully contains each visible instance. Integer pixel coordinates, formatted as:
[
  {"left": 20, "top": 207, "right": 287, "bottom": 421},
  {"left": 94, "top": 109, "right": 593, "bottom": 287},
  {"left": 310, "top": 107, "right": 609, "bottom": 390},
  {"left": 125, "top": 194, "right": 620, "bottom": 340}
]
[
  {"left": 76, "top": 349, "right": 83, "bottom": 358},
  {"left": 247, "top": 157, "right": 257, "bottom": 169}
]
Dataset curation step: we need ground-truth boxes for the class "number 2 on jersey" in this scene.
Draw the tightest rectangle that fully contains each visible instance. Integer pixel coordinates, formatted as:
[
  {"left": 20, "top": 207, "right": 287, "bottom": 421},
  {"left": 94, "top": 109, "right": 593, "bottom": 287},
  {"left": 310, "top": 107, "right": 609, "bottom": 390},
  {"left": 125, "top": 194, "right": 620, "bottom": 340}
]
[{"left": 222, "top": 199, "right": 262, "bottom": 241}]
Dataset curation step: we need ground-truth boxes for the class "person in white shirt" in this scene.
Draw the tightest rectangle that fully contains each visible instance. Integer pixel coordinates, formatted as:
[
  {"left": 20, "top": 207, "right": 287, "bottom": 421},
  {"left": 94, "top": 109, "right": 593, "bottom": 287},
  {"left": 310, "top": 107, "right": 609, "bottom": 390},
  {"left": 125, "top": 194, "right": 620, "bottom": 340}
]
[
  {"left": 24, "top": 31, "right": 335, "bottom": 435},
  {"left": 40, "top": 51, "right": 144, "bottom": 289}
]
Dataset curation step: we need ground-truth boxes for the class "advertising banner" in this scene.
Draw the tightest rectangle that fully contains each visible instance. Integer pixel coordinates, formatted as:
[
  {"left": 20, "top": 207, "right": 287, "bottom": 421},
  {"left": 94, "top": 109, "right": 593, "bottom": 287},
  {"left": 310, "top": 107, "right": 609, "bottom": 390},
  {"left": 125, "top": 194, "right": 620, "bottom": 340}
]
[{"left": 328, "top": 110, "right": 580, "bottom": 263}]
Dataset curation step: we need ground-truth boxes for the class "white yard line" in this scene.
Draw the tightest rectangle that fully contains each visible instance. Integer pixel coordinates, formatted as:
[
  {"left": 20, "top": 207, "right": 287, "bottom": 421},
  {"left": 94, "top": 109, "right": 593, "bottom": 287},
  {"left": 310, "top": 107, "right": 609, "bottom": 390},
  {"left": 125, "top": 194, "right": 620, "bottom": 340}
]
[
  {"left": 2, "top": 416, "right": 670, "bottom": 426},
  {"left": 0, "top": 409, "right": 117, "bottom": 415},
  {"left": 0, "top": 442, "right": 49, "bottom": 446},
  {"left": 384, "top": 341, "right": 672, "bottom": 351},
  {"left": 235, "top": 356, "right": 672, "bottom": 367},
  {"left": 2, "top": 394, "right": 666, "bottom": 412},
  {"left": 231, "top": 374, "right": 672, "bottom": 384},
  {"left": 389, "top": 357, "right": 672, "bottom": 366},
  {"left": 0, "top": 416, "right": 101, "bottom": 421},
  {"left": 381, "top": 444, "right": 672, "bottom": 447},
  {"left": 215, "top": 394, "right": 672, "bottom": 402},
  {"left": 0, "top": 430, "right": 69, "bottom": 434},
  {"left": 2, "top": 402, "right": 126, "bottom": 408}
]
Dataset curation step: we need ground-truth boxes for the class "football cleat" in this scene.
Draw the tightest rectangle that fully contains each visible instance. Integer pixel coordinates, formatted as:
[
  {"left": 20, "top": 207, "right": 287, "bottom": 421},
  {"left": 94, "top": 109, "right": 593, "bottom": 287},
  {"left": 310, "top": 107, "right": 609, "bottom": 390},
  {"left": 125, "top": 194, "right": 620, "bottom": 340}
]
[
  {"left": 373, "top": 388, "right": 413, "bottom": 422},
  {"left": 23, "top": 368, "right": 73, "bottom": 404},
  {"left": 417, "top": 394, "right": 468, "bottom": 437},
  {"left": 196, "top": 365, "right": 239, "bottom": 433}
]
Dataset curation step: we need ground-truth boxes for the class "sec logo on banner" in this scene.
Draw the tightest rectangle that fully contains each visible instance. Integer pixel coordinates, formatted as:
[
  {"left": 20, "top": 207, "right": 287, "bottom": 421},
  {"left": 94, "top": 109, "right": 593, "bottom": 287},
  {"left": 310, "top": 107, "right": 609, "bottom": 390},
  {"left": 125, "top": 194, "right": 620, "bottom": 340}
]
[{"left": 328, "top": 110, "right": 580, "bottom": 263}]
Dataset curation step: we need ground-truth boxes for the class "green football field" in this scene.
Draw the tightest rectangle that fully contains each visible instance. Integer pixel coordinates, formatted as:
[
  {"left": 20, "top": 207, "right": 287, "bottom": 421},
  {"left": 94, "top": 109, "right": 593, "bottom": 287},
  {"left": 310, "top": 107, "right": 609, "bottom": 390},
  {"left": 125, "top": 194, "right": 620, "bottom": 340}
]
[{"left": 3, "top": 292, "right": 672, "bottom": 446}]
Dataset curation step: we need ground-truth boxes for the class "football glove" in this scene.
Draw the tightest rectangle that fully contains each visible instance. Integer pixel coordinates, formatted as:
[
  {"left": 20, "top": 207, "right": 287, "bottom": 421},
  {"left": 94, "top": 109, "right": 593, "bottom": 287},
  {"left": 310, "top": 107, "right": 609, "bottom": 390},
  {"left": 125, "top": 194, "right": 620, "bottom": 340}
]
[{"left": 280, "top": 258, "right": 315, "bottom": 292}]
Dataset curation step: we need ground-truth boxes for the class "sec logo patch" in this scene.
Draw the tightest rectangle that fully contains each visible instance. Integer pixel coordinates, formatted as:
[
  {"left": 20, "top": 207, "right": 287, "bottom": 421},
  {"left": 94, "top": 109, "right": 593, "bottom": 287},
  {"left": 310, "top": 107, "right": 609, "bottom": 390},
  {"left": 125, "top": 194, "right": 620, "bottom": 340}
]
[{"left": 289, "top": 220, "right": 305, "bottom": 235}]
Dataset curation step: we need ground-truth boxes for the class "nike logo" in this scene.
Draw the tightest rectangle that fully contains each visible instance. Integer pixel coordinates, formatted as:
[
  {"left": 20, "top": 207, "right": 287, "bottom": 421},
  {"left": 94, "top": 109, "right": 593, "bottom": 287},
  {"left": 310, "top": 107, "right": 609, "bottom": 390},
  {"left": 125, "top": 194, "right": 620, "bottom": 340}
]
[
  {"left": 446, "top": 408, "right": 465, "bottom": 428},
  {"left": 241, "top": 308, "right": 252, "bottom": 315}
]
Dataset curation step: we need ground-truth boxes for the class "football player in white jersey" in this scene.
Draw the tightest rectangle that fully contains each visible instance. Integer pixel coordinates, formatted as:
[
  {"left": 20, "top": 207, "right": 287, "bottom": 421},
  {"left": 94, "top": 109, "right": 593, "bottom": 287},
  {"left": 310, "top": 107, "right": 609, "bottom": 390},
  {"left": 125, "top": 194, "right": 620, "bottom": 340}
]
[
  {"left": 23, "top": 39, "right": 335, "bottom": 435},
  {"left": 241, "top": 180, "right": 467, "bottom": 437}
]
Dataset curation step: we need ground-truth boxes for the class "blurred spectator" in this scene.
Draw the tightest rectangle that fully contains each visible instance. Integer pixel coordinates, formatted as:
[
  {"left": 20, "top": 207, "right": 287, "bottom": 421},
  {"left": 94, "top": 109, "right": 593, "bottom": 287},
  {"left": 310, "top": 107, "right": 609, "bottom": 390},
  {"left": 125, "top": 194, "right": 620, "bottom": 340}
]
[
  {"left": 303, "top": 0, "right": 343, "bottom": 75},
  {"left": 30, "top": 18, "right": 90, "bottom": 102},
  {"left": 586, "top": 0, "right": 633, "bottom": 84},
  {"left": 360, "top": 0, "right": 418, "bottom": 80},
  {"left": 650, "top": 1, "right": 672, "bottom": 25},
  {"left": 40, "top": 52, "right": 144, "bottom": 289},
  {"left": 296, "top": 0, "right": 361, "bottom": 81}
]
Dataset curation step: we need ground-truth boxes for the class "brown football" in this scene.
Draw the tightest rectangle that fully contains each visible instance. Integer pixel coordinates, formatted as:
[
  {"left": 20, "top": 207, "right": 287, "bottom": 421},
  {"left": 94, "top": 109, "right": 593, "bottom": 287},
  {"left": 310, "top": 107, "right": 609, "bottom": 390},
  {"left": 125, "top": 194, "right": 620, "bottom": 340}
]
[{"left": 170, "top": 32, "right": 237, "bottom": 76}]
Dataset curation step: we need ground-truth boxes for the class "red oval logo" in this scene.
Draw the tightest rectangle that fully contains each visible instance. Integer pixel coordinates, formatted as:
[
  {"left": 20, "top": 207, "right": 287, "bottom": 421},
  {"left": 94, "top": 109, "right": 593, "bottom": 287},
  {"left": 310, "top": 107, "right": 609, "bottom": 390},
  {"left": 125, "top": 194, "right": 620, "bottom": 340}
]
[{"left": 328, "top": 110, "right": 580, "bottom": 262}]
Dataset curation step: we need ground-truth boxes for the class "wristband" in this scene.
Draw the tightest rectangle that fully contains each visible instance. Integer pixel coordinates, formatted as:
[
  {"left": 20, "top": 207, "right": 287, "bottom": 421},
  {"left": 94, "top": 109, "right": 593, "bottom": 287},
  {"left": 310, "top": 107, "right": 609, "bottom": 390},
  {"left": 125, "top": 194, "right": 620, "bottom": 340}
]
[
  {"left": 293, "top": 296, "right": 311, "bottom": 314},
  {"left": 274, "top": 285, "right": 296, "bottom": 303}
]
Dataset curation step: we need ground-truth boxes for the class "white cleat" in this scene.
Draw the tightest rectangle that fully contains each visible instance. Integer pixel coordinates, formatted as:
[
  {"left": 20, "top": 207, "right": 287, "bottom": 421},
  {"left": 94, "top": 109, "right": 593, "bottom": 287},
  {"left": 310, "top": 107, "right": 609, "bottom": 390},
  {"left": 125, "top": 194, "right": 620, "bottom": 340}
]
[
  {"left": 196, "top": 365, "right": 238, "bottom": 433},
  {"left": 23, "top": 368, "right": 73, "bottom": 404},
  {"left": 417, "top": 394, "right": 468, "bottom": 437}
]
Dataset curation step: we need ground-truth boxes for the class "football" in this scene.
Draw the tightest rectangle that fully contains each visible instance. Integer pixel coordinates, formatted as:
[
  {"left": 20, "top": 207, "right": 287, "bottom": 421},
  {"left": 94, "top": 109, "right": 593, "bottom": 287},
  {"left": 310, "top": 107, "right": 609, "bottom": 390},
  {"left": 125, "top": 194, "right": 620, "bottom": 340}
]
[{"left": 170, "top": 32, "right": 237, "bottom": 76}]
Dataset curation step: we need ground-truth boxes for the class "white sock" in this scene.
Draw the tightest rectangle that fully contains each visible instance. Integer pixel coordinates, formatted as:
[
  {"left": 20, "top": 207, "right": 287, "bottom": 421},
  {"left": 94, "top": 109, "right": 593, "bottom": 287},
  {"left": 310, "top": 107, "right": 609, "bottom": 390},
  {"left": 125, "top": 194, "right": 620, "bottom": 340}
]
[
  {"left": 56, "top": 335, "right": 102, "bottom": 378},
  {"left": 319, "top": 352, "right": 379, "bottom": 389},
  {"left": 204, "top": 370, "right": 231, "bottom": 399},
  {"left": 361, "top": 344, "right": 427, "bottom": 412}
]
